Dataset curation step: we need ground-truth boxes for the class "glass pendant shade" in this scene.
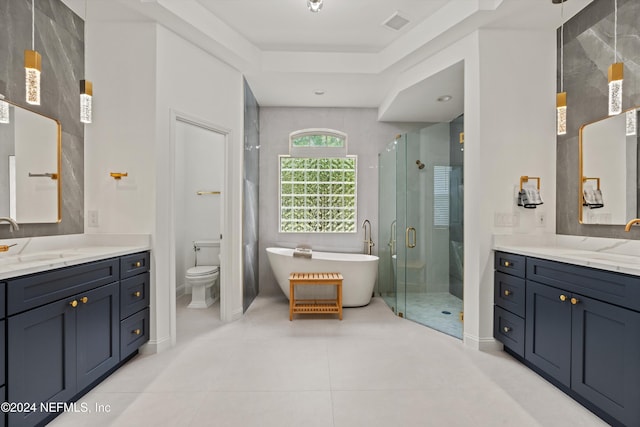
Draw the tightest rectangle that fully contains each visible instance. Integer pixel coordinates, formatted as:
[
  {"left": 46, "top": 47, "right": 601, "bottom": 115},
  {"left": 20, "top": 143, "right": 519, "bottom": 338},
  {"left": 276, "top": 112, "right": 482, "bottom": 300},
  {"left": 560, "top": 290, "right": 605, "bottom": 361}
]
[
  {"left": 608, "top": 62, "right": 623, "bottom": 116},
  {"left": 24, "top": 49, "right": 41, "bottom": 105},
  {"left": 80, "top": 80, "right": 93, "bottom": 124},
  {"left": 307, "top": 0, "right": 323, "bottom": 13},
  {"left": 556, "top": 92, "right": 567, "bottom": 135},
  {"left": 627, "top": 109, "right": 637, "bottom": 136},
  {"left": 0, "top": 95, "right": 9, "bottom": 124}
]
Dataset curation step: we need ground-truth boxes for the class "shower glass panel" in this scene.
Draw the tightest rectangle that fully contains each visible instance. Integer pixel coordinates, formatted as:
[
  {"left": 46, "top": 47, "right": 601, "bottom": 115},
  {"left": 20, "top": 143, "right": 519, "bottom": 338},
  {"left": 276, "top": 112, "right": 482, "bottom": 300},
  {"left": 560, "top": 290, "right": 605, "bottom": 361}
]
[{"left": 378, "top": 119, "right": 464, "bottom": 339}]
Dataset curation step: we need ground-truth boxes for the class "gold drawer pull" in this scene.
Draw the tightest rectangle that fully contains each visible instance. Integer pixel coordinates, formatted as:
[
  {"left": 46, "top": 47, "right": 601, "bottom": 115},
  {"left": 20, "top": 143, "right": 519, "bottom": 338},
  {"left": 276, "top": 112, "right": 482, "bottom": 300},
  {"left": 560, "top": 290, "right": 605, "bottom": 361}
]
[
  {"left": 134, "top": 261, "right": 142, "bottom": 268},
  {"left": 503, "top": 326, "right": 511, "bottom": 333},
  {"left": 571, "top": 297, "right": 580, "bottom": 305},
  {"left": 132, "top": 329, "right": 142, "bottom": 335},
  {"left": 504, "top": 261, "right": 510, "bottom": 267},
  {"left": 504, "top": 289, "right": 512, "bottom": 296},
  {"left": 69, "top": 300, "right": 78, "bottom": 308},
  {"left": 133, "top": 291, "right": 141, "bottom": 298},
  {"left": 559, "top": 294, "right": 567, "bottom": 302},
  {"left": 81, "top": 296, "right": 89, "bottom": 304}
]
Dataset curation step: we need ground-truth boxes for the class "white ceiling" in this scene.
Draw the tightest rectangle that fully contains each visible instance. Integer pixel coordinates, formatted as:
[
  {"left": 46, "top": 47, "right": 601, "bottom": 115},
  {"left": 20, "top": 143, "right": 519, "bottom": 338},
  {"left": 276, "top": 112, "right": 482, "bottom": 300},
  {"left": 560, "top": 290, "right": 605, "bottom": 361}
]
[{"left": 63, "top": 0, "right": 593, "bottom": 122}]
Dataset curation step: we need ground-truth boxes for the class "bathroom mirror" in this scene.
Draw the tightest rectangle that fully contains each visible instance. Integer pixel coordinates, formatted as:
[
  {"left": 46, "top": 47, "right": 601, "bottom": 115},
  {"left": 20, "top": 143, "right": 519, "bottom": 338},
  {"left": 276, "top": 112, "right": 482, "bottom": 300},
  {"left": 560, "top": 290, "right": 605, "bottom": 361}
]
[
  {"left": 579, "top": 107, "right": 639, "bottom": 225},
  {"left": 0, "top": 100, "right": 61, "bottom": 223}
]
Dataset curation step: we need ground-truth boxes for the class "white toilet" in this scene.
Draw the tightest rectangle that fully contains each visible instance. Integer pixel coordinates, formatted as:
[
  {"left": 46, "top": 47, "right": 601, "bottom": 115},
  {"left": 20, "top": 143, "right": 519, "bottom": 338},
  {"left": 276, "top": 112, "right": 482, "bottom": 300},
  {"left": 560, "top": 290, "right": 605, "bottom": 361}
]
[{"left": 186, "top": 240, "right": 220, "bottom": 308}]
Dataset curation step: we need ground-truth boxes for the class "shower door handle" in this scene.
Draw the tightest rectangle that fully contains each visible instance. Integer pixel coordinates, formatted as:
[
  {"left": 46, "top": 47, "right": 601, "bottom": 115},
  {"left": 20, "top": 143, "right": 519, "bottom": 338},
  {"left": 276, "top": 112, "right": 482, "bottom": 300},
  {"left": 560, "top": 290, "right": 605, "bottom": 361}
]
[{"left": 406, "top": 227, "right": 416, "bottom": 248}]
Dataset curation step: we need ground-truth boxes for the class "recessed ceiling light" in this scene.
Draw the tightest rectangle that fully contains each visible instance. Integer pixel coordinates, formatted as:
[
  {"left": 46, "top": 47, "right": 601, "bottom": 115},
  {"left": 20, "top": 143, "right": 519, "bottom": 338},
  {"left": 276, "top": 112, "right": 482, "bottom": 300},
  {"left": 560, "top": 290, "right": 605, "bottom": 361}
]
[
  {"left": 437, "top": 95, "right": 452, "bottom": 102},
  {"left": 314, "top": 89, "right": 325, "bottom": 95}
]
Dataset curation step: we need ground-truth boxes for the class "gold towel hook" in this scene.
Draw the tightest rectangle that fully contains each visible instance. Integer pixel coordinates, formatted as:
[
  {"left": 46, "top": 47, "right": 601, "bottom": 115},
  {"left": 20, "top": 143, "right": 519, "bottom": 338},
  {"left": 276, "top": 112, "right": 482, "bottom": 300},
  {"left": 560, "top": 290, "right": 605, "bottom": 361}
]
[{"left": 110, "top": 172, "right": 128, "bottom": 180}]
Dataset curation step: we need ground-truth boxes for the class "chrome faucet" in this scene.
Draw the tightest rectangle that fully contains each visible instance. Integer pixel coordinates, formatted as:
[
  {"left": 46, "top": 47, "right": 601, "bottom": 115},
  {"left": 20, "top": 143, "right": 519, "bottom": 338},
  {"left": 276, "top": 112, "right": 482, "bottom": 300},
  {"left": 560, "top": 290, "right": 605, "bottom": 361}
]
[
  {"left": 0, "top": 217, "right": 19, "bottom": 232},
  {"left": 362, "top": 219, "right": 374, "bottom": 255}
]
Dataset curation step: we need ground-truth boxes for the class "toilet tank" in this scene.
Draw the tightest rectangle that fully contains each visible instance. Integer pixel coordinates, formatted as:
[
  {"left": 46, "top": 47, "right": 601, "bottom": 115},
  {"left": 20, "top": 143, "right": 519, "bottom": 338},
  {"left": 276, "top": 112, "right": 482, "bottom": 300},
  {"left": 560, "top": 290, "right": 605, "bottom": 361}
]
[{"left": 194, "top": 240, "right": 220, "bottom": 266}]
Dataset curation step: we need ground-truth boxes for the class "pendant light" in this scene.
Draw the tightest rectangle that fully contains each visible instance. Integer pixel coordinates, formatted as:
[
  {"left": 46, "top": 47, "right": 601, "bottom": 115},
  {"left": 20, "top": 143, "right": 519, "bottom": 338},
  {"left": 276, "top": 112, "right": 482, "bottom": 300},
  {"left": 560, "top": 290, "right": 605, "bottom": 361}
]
[
  {"left": 80, "top": 1, "right": 92, "bottom": 123},
  {"left": 0, "top": 95, "right": 9, "bottom": 124},
  {"left": 556, "top": 0, "right": 567, "bottom": 136},
  {"left": 626, "top": 109, "right": 637, "bottom": 136},
  {"left": 80, "top": 80, "right": 92, "bottom": 123},
  {"left": 307, "top": 0, "right": 323, "bottom": 13},
  {"left": 25, "top": 0, "right": 41, "bottom": 105},
  {"left": 608, "top": 0, "right": 623, "bottom": 116}
]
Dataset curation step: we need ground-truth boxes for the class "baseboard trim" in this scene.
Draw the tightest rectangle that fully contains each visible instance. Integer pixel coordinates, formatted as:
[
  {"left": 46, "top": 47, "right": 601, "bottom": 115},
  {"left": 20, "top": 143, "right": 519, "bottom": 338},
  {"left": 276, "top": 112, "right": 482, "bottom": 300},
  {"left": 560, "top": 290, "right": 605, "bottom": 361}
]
[
  {"left": 141, "top": 335, "right": 172, "bottom": 354},
  {"left": 463, "top": 333, "right": 501, "bottom": 352}
]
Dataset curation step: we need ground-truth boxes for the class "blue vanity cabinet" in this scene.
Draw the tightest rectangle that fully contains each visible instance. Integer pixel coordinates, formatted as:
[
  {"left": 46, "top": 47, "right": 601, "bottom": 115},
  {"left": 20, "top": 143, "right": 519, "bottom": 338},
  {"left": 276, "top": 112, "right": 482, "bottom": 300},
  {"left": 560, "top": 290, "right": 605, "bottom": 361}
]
[
  {"left": 0, "top": 282, "right": 5, "bottom": 427},
  {"left": 496, "top": 252, "right": 640, "bottom": 427},
  {"left": 118, "top": 252, "right": 150, "bottom": 361},
  {"left": 493, "top": 252, "right": 526, "bottom": 357}
]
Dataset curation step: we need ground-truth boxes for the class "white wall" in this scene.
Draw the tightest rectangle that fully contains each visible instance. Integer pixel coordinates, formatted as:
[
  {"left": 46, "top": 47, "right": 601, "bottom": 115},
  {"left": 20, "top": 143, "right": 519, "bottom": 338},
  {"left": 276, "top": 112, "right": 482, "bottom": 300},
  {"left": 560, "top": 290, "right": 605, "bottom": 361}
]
[{"left": 86, "top": 20, "right": 245, "bottom": 352}]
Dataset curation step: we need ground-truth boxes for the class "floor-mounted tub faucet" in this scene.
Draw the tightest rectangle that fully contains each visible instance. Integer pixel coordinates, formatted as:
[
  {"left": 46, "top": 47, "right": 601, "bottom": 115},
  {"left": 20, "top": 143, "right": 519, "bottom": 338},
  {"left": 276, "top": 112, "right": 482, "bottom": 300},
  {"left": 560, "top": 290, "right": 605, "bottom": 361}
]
[
  {"left": 362, "top": 219, "right": 374, "bottom": 255},
  {"left": 0, "top": 217, "right": 19, "bottom": 232}
]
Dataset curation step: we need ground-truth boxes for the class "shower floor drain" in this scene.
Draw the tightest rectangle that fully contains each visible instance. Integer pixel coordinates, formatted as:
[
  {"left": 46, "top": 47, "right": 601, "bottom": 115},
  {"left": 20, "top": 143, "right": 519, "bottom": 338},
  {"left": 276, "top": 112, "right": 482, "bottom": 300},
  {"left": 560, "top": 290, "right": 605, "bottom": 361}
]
[{"left": 441, "top": 311, "right": 451, "bottom": 315}]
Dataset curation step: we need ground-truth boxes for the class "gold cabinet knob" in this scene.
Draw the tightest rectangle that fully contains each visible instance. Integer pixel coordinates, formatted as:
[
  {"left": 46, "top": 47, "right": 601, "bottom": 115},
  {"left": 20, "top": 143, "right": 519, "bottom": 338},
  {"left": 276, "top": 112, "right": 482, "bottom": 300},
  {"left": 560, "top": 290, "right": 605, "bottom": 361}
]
[
  {"left": 134, "top": 261, "right": 142, "bottom": 268},
  {"left": 504, "top": 261, "right": 510, "bottom": 267},
  {"left": 503, "top": 326, "right": 511, "bottom": 333},
  {"left": 133, "top": 291, "right": 141, "bottom": 298},
  {"left": 69, "top": 300, "right": 78, "bottom": 308},
  {"left": 81, "top": 296, "right": 89, "bottom": 304},
  {"left": 571, "top": 297, "right": 580, "bottom": 305},
  {"left": 504, "top": 289, "right": 512, "bottom": 296},
  {"left": 132, "top": 329, "right": 142, "bottom": 335},
  {"left": 559, "top": 294, "right": 567, "bottom": 302}
]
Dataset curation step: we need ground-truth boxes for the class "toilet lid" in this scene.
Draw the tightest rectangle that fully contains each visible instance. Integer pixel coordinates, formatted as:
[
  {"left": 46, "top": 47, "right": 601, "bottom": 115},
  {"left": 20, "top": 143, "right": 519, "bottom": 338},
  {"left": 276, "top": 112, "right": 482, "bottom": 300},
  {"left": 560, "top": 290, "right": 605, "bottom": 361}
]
[{"left": 187, "top": 266, "right": 219, "bottom": 276}]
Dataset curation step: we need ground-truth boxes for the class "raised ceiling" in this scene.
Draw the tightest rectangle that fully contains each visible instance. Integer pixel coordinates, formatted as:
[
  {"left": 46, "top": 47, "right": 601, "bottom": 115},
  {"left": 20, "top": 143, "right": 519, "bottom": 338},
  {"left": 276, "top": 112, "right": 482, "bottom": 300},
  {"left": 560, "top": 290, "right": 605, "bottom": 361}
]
[{"left": 64, "top": 0, "right": 593, "bottom": 122}]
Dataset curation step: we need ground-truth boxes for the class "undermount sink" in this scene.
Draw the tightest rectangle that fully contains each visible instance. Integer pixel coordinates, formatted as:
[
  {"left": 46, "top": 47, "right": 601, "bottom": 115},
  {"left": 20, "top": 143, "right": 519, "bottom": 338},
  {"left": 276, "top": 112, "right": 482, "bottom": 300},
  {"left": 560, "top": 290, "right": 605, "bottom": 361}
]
[
  {"left": 0, "top": 251, "right": 81, "bottom": 266},
  {"left": 562, "top": 252, "right": 640, "bottom": 265}
]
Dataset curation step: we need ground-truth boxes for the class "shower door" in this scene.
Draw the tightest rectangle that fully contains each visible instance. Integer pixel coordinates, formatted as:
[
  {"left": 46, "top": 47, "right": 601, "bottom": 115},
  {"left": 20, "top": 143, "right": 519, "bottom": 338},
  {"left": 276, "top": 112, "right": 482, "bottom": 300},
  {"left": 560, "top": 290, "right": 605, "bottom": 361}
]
[{"left": 395, "top": 125, "right": 464, "bottom": 339}]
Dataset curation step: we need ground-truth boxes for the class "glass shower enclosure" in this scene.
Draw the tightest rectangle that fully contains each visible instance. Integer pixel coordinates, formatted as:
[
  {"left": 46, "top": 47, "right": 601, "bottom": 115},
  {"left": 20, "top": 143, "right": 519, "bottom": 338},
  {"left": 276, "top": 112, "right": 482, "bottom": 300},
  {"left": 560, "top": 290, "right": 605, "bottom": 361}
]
[{"left": 378, "top": 118, "right": 464, "bottom": 339}]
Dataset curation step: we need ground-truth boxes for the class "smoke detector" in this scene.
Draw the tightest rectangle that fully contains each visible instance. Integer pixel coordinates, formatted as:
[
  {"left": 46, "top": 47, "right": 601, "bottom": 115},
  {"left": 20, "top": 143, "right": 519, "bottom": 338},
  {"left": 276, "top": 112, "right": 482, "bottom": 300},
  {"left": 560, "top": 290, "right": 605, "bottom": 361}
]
[{"left": 382, "top": 11, "right": 410, "bottom": 31}]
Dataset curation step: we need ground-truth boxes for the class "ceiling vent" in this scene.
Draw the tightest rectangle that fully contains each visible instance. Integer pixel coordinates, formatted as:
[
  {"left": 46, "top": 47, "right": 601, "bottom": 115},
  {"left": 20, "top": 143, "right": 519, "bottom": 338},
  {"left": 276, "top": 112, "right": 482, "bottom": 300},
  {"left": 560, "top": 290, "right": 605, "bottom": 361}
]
[{"left": 382, "top": 11, "right": 410, "bottom": 31}]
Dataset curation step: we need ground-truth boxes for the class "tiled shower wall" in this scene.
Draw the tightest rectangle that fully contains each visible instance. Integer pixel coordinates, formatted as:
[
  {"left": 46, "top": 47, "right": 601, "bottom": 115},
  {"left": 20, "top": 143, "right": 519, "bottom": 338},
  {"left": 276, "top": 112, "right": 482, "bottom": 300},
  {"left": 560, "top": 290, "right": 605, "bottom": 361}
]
[
  {"left": 243, "top": 80, "right": 259, "bottom": 311},
  {"left": 556, "top": 0, "right": 640, "bottom": 238},
  {"left": 0, "top": 0, "right": 84, "bottom": 239}
]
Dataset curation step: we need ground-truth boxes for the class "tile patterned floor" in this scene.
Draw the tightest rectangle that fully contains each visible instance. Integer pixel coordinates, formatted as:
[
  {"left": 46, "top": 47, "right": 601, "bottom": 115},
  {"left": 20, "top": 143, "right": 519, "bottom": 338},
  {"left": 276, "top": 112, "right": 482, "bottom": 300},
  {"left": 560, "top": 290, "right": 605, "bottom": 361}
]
[
  {"left": 382, "top": 292, "right": 463, "bottom": 339},
  {"left": 50, "top": 295, "right": 608, "bottom": 427}
]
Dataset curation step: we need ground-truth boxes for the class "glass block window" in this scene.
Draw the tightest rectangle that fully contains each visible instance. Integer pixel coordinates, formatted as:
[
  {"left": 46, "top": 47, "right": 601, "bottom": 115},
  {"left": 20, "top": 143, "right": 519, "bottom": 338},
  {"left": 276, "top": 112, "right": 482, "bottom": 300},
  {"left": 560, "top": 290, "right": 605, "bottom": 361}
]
[{"left": 279, "top": 156, "right": 357, "bottom": 233}]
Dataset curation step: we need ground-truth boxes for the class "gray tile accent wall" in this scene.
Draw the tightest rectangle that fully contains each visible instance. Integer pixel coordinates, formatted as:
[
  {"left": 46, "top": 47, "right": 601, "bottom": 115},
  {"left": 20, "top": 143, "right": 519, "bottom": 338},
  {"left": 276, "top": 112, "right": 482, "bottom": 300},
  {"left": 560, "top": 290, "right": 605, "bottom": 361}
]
[
  {"left": 0, "top": 0, "right": 84, "bottom": 238},
  {"left": 243, "top": 80, "right": 259, "bottom": 311},
  {"left": 557, "top": 0, "right": 640, "bottom": 238}
]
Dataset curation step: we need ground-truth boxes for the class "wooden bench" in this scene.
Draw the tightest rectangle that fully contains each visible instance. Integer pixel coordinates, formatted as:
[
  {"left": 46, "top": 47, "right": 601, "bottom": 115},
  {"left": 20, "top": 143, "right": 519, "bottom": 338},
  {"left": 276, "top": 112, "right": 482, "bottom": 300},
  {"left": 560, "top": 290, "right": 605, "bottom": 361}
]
[{"left": 289, "top": 272, "right": 343, "bottom": 320}]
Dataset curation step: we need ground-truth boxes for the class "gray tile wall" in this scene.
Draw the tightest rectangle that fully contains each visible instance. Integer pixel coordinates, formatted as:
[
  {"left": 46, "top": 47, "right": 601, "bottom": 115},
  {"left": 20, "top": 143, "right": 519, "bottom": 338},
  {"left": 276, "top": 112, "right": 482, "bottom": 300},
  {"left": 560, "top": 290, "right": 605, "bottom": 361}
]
[
  {"left": 0, "top": 0, "right": 84, "bottom": 238},
  {"left": 557, "top": 0, "right": 640, "bottom": 238},
  {"left": 243, "top": 80, "right": 259, "bottom": 311}
]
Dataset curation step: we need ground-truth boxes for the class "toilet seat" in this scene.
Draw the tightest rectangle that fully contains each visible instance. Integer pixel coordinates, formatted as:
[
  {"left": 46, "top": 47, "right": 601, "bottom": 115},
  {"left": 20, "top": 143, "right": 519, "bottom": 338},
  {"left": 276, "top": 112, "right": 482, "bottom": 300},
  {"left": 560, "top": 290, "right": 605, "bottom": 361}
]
[{"left": 186, "top": 266, "right": 219, "bottom": 277}]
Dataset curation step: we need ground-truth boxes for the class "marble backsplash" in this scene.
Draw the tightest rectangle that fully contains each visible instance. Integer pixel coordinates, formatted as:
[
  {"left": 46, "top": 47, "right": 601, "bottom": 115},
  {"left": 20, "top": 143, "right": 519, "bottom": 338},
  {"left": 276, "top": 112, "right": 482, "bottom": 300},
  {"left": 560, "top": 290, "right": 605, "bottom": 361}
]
[
  {"left": 0, "top": 0, "right": 84, "bottom": 238},
  {"left": 557, "top": 0, "right": 640, "bottom": 238}
]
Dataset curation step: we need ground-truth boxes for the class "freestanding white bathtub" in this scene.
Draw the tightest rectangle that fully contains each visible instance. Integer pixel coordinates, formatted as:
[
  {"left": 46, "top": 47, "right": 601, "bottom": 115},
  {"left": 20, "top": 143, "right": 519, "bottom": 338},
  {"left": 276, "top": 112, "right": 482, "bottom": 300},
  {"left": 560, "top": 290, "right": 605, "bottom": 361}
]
[{"left": 266, "top": 247, "right": 379, "bottom": 307}]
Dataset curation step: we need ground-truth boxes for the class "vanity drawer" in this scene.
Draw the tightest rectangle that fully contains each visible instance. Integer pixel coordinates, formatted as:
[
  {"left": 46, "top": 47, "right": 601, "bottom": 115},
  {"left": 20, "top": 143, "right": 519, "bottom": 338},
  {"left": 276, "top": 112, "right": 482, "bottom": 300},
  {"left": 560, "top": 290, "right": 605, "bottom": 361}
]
[
  {"left": 0, "top": 282, "right": 5, "bottom": 319},
  {"left": 495, "top": 272, "right": 525, "bottom": 317},
  {"left": 120, "top": 252, "right": 150, "bottom": 279},
  {"left": 527, "top": 257, "right": 640, "bottom": 312},
  {"left": 120, "top": 273, "right": 150, "bottom": 320},
  {"left": 495, "top": 252, "right": 526, "bottom": 278},
  {"left": 7, "top": 259, "right": 119, "bottom": 316},
  {"left": 0, "top": 320, "right": 4, "bottom": 386},
  {"left": 494, "top": 306, "right": 524, "bottom": 357},
  {"left": 120, "top": 307, "right": 149, "bottom": 360}
]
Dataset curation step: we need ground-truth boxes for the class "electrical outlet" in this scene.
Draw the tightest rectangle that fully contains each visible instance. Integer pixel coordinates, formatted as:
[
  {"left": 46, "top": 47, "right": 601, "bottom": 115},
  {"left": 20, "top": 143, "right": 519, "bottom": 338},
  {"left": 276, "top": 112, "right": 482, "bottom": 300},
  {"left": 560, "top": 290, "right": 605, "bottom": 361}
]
[
  {"left": 88, "top": 210, "right": 99, "bottom": 227},
  {"left": 536, "top": 212, "right": 546, "bottom": 227}
]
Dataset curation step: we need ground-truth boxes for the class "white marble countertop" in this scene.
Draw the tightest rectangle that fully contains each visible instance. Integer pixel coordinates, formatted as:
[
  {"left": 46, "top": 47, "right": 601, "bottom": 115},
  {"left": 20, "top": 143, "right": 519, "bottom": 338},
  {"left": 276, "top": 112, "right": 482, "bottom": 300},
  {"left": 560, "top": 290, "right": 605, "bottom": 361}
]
[
  {"left": 0, "top": 234, "right": 151, "bottom": 280},
  {"left": 493, "top": 234, "right": 640, "bottom": 276}
]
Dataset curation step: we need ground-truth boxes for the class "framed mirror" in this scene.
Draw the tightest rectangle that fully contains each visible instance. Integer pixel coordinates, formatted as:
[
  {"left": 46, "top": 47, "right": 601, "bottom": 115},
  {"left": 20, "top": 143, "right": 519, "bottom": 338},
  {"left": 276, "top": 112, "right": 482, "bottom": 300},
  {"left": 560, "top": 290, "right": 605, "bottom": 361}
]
[
  {"left": 579, "top": 107, "right": 639, "bottom": 224},
  {"left": 0, "top": 100, "right": 61, "bottom": 223}
]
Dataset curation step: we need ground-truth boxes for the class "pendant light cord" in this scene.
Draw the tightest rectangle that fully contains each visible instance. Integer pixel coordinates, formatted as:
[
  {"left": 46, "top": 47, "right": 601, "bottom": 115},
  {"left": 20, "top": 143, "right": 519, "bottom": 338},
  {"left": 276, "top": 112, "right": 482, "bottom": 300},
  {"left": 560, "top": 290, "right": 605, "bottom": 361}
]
[
  {"left": 614, "top": 0, "right": 618, "bottom": 63},
  {"left": 31, "top": 0, "right": 35, "bottom": 50},
  {"left": 560, "top": 0, "right": 564, "bottom": 93}
]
